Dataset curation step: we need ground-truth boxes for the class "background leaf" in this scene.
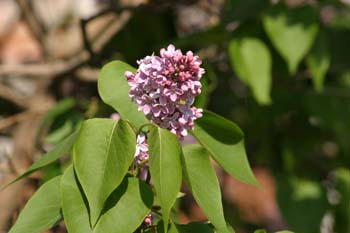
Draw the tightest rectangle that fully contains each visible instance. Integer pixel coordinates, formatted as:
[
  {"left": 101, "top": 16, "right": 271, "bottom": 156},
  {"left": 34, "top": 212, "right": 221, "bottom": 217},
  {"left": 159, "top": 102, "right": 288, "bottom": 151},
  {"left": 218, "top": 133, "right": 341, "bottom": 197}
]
[
  {"left": 2, "top": 131, "right": 78, "bottom": 189},
  {"left": 61, "top": 166, "right": 92, "bottom": 233},
  {"left": 306, "top": 32, "right": 331, "bottom": 92},
  {"left": 73, "top": 118, "right": 136, "bottom": 226},
  {"left": 228, "top": 38, "right": 272, "bottom": 104},
  {"left": 98, "top": 60, "right": 148, "bottom": 128},
  {"left": 191, "top": 110, "right": 258, "bottom": 186},
  {"left": 9, "top": 176, "right": 62, "bottom": 233},
  {"left": 182, "top": 145, "right": 229, "bottom": 233},
  {"left": 94, "top": 177, "right": 153, "bottom": 233},
  {"left": 263, "top": 6, "right": 318, "bottom": 74},
  {"left": 254, "top": 230, "right": 267, "bottom": 233},
  {"left": 148, "top": 126, "right": 182, "bottom": 231},
  {"left": 175, "top": 222, "right": 215, "bottom": 233},
  {"left": 36, "top": 98, "right": 76, "bottom": 143},
  {"left": 277, "top": 176, "right": 329, "bottom": 233},
  {"left": 334, "top": 168, "right": 350, "bottom": 233},
  {"left": 157, "top": 221, "right": 215, "bottom": 233}
]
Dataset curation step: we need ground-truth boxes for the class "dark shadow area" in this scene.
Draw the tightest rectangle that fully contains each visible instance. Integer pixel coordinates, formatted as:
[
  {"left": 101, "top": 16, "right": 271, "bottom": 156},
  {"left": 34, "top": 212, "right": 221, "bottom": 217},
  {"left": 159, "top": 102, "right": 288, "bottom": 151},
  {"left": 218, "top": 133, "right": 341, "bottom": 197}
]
[
  {"left": 74, "top": 168, "right": 91, "bottom": 215},
  {"left": 100, "top": 177, "right": 128, "bottom": 216},
  {"left": 138, "top": 180, "right": 154, "bottom": 209}
]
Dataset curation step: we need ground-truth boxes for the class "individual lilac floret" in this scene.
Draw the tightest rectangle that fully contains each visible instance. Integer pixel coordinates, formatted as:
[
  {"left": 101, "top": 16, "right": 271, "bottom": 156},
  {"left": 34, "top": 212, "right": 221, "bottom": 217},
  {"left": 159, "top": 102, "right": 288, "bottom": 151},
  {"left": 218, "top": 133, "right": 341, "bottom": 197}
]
[
  {"left": 144, "top": 213, "right": 154, "bottom": 226},
  {"left": 134, "top": 133, "right": 149, "bottom": 181},
  {"left": 134, "top": 133, "right": 149, "bottom": 164},
  {"left": 125, "top": 44, "right": 204, "bottom": 138}
]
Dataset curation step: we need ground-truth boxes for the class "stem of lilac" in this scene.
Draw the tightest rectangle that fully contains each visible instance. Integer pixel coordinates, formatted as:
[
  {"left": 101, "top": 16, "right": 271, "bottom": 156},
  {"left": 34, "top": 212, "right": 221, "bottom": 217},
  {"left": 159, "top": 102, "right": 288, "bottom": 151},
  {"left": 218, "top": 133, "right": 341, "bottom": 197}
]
[
  {"left": 138, "top": 158, "right": 149, "bottom": 166},
  {"left": 135, "top": 159, "right": 148, "bottom": 177},
  {"left": 143, "top": 225, "right": 156, "bottom": 233},
  {"left": 137, "top": 123, "right": 154, "bottom": 135},
  {"left": 131, "top": 162, "right": 137, "bottom": 177},
  {"left": 151, "top": 209, "right": 163, "bottom": 217}
]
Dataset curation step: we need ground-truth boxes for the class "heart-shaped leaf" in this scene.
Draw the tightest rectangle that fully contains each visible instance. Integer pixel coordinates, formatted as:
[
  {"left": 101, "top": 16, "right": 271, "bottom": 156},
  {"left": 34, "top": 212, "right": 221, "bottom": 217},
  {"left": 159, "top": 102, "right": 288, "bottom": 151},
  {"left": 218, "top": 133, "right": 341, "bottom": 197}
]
[
  {"left": 98, "top": 61, "right": 148, "bottom": 129},
  {"left": 263, "top": 6, "right": 319, "bottom": 74},
  {"left": 74, "top": 118, "right": 136, "bottom": 226}
]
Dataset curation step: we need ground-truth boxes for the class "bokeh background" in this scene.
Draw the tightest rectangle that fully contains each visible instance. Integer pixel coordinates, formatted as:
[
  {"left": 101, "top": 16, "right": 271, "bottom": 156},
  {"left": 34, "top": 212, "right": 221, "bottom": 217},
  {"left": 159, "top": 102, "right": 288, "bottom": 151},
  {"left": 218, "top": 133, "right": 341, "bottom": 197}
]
[{"left": 0, "top": 0, "right": 349, "bottom": 233}]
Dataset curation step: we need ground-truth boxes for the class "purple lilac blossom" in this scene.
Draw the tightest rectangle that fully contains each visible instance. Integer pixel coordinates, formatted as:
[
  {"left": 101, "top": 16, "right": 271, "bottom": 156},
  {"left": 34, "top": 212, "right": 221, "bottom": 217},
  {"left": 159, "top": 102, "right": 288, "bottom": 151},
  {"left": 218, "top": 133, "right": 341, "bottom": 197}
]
[
  {"left": 134, "top": 133, "right": 149, "bottom": 164},
  {"left": 125, "top": 44, "right": 204, "bottom": 138},
  {"left": 144, "top": 213, "right": 154, "bottom": 226},
  {"left": 110, "top": 113, "right": 120, "bottom": 121},
  {"left": 134, "top": 133, "right": 149, "bottom": 181}
]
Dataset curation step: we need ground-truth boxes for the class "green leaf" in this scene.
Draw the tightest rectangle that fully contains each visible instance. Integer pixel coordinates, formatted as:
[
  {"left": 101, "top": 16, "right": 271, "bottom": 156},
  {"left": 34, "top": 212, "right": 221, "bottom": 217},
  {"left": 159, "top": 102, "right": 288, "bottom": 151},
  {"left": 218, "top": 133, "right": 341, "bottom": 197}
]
[
  {"left": 2, "top": 131, "right": 78, "bottom": 189},
  {"left": 45, "top": 118, "right": 75, "bottom": 144},
  {"left": 194, "top": 64, "right": 218, "bottom": 108},
  {"left": 306, "top": 32, "right": 330, "bottom": 92},
  {"left": 190, "top": 110, "right": 258, "bottom": 186},
  {"left": 275, "top": 231, "right": 294, "bottom": 233},
  {"left": 73, "top": 118, "right": 136, "bottom": 226},
  {"left": 175, "top": 222, "right": 215, "bottom": 233},
  {"left": 148, "top": 126, "right": 182, "bottom": 231},
  {"left": 277, "top": 176, "right": 329, "bottom": 233},
  {"left": 36, "top": 98, "right": 76, "bottom": 142},
  {"left": 94, "top": 177, "right": 153, "bottom": 233},
  {"left": 334, "top": 168, "right": 350, "bottom": 233},
  {"left": 263, "top": 6, "right": 319, "bottom": 74},
  {"left": 98, "top": 60, "right": 148, "bottom": 128},
  {"left": 182, "top": 145, "right": 229, "bottom": 233},
  {"left": 9, "top": 176, "right": 62, "bottom": 233},
  {"left": 228, "top": 38, "right": 272, "bottom": 105},
  {"left": 157, "top": 221, "right": 215, "bottom": 233},
  {"left": 61, "top": 166, "right": 92, "bottom": 233},
  {"left": 254, "top": 230, "right": 267, "bottom": 233}
]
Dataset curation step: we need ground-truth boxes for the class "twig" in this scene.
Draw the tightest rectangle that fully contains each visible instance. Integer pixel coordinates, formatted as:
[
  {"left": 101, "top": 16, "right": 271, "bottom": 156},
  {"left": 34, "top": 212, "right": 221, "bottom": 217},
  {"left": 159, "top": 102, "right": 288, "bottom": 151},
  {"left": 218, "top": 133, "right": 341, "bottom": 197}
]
[
  {"left": 75, "top": 67, "right": 100, "bottom": 82},
  {"left": 15, "top": 0, "right": 46, "bottom": 52},
  {"left": 80, "top": 19, "right": 95, "bottom": 59},
  {"left": 0, "top": 83, "right": 28, "bottom": 108},
  {"left": 0, "top": 11, "right": 132, "bottom": 79},
  {"left": 90, "top": 11, "right": 132, "bottom": 54},
  {"left": 3, "top": 154, "right": 18, "bottom": 176},
  {"left": 0, "top": 54, "right": 88, "bottom": 78},
  {"left": 0, "top": 111, "right": 37, "bottom": 131},
  {"left": 79, "top": 2, "right": 144, "bottom": 63}
]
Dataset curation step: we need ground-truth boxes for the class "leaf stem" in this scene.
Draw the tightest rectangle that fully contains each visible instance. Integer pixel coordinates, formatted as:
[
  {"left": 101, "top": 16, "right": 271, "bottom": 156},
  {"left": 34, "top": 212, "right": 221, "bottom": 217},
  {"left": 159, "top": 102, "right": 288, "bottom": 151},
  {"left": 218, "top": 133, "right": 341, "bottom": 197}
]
[{"left": 137, "top": 123, "right": 154, "bottom": 135}]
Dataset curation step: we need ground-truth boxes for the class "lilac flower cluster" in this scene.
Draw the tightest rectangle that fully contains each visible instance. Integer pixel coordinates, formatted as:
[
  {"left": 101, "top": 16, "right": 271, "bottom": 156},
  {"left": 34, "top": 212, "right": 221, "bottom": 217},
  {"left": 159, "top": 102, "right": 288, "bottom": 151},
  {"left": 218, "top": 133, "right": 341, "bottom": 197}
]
[{"left": 125, "top": 44, "right": 204, "bottom": 138}]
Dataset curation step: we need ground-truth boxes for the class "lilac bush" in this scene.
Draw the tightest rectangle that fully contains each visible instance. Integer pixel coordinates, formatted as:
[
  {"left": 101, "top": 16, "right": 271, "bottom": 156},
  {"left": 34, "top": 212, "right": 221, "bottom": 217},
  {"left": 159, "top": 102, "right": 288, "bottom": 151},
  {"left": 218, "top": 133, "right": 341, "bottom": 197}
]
[{"left": 7, "top": 44, "right": 259, "bottom": 233}]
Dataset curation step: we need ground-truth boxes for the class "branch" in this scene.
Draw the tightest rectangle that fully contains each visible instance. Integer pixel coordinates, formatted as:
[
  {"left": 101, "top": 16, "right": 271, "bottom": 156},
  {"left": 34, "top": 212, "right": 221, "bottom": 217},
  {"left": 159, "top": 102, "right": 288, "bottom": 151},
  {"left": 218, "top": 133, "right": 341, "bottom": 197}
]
[
  {"left": 0, "top": 11, "right": 132, "bottom": 79},
  {"left": 15, "top": 0, "right": 46, "bottom": 51},
  {"left": 0, "top": 54, "right": 88, "bottom": 78},
  {"left": 0, "top": 83, "right": 28, "bottom": 108},
  {"left": 0, "top": 111, "right": 37, "bottom": 131}
]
